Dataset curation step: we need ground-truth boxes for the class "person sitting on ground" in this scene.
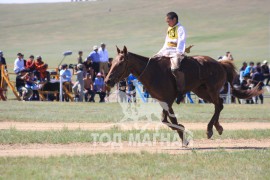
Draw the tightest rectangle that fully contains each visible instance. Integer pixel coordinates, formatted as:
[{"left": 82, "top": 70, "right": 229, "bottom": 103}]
[
  {"left": 14, "top": 53, "right": 25, "bottom": 74},
  {"left": 35, "top": 56, "right": 49, "bottom": 81},
  {"left": 261, "top": 60, "right": 270, "bottom": 86},
  {"left": 84, "top": 73, "right": 94, "bottom": 102},
  {"left": 92, "top": 72, "right": 106, "bottom": 102},
  {"left": 72, "top": 64, "right": 84, "bottom": 102},
  {"left": 16, "top": 69, "right": 33, "bottom": 101}
]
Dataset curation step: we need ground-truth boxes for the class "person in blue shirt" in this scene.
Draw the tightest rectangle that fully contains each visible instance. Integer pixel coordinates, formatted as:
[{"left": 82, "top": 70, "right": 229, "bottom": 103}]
[
  {"left": 88, "top": 46, "right": 100, "bottom": 77},
  {"left": 60, "top": 64, "right": 72, "bottom": 82},
  {"left": 251, "top": 67, "right": 264, "bottom": 104},
  {"left": 127, "top": 74, "right": 137, "bottom": 103},
  {"left": 243, "top": 61, "right": 255, "bottom": 78},
  {"left": 91, "top": 72, "right": 106, "bottom": 102}
]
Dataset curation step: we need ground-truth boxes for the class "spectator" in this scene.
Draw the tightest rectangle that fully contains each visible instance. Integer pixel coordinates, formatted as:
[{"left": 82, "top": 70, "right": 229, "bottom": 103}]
[
  {"left": 88, "top": 45, "right": 100, "bottom": 77},
  {"left": 14, "top": 53, "right": 25, "bottom": 74},
  {"left": 0, "top": 51, "right": 7, "bottom": 86},
  {"left": 0, "top": 51, "right": 7, "bottom": 70},
  {"left": 83, "top": 57, "right": 94, "bottom": 79},
  {"left": 60, "top": 64, "right": 72, "bottom": 101},
  {"left": 240, "top": 74, "right": 253, "bottom": 104},
  {"left": 255, "top": 62, "right": 261, "bottom": 72},
  {"left": 25, "top": 72, "right": 39, "bottom": 101},
  {"left": 239, "top": 61, "right": 247, "bottom": 82},
  {"left": 98, "top": 43, "right": 109, "bottom": 75},
  {"left": 243, "top": 61, "right": 255, "bottom": 78},
  {"left": 26, "top": 55, "right": 36, "bottom": 71},
  {"left": 16, "top": 69, "right": 33, "bottom": 101},
  {"left": 92, "top": 72, "right": 106, "bottom": 102},
  {"left": 186, "top": 92, "right": 194, "bottom": 104},
  {"left": 72, "top": 64, "right": 84, "bottom": 102},
  {"left": 222, "top": 51, "right": 234, "bottom": 61},
  {"left": 251, "top": 67, "right": 264, "bottom": 104},
  {"left": 35, "top": 56, "right": 49, "bottom": 81},
  {"left": 84, "top": 73, "right": 94, "bottom": 102},
  {"left": 261, "top": 60, "right": 270, "bottom": 86},
  {"left": 77, "top": 51, "right": 83, "bottom": 64},
  {"left": 60, "top": 64, "right": 72, "bottom": 82},
  {"left": 127, "top": 74, "right": 137, "bottom": 103},
  {"left": 118, "top": 78, "right": 127, "bottom": 102}
]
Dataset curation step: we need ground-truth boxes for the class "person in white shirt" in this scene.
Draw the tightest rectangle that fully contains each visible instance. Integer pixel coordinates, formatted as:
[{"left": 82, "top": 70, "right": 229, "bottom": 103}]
[
  {"left": 98, "top": 43, "right": 109, "bottom": 75},
  {"left": 155, "top": 12, "right": 186, "bottom": 104},
  {"left": 222, "top": 51, "right": 234, "bottom": 61},
  {"left": 14, "top": 53, "right": 25, "bottom": 74}
]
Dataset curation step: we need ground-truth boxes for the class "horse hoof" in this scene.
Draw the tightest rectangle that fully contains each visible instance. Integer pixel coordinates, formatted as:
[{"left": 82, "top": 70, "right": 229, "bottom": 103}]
[
  {"left": 217, "top": 126, "right": 223, "bottom": 135},
  {"left": 182, "top": 140, "right": 190, "bottom": 147},
  {"left": 206, "top": 131, "right": 213, "bottom": 139}
]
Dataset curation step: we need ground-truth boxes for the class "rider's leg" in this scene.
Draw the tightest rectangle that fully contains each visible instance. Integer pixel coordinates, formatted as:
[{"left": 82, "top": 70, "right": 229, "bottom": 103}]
[{"left": 171, "top": 53, "right": 185, "bottom": 104}]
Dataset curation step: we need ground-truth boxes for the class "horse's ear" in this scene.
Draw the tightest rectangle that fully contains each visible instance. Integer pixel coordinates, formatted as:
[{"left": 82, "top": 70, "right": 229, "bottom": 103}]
[
  {"left": 116, "top": 46, "right": 120, "bottom": 54},
  {"left": 123, "top": 46, "right": 128, "bottom": 55}
]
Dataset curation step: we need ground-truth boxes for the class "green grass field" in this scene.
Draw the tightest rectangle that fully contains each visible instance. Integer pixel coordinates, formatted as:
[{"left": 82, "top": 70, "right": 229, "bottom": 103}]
[
  {"left": 1, "top": 151, "right": 270, "bottom": 179},
  {"left": 0, "top": 101, "right": 270, "bottom": 123},
  {"left": 1, "top": 128, "right": 270, "bottom": 144},
  {"left": 0, "top": 0, "right": 269, "bottom": 68}
]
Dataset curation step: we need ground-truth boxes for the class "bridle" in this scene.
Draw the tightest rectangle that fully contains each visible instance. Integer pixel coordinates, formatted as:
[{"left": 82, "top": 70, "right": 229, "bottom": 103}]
[
  {"left": 110, "top": 53, "right": 151, "bottom": 81},
  {"left": 118, "top": 52, "right": 151, "bottom": 81}
]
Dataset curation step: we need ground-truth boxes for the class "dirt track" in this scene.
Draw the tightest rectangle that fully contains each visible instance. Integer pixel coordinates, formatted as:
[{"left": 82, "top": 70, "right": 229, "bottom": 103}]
[
  {"left": 1, "top": 121, "right": 270, "bottom": 131},
  {"left": 1, "top": 139, "right": 269, "bottom": 157},
  {"left": 1, "top": 122, "right": 270, "bottom": 157}
]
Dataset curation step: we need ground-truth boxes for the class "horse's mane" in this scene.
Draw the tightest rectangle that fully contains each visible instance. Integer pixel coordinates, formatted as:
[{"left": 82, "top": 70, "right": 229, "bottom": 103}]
[{"left": 128, "top": 52, "right": 149, "bottom": 61}]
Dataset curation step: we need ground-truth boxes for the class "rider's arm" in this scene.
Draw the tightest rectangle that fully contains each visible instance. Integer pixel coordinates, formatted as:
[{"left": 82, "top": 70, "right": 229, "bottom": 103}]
[{"left": 176, "top": 26, "right": 186, "bottom": 54}]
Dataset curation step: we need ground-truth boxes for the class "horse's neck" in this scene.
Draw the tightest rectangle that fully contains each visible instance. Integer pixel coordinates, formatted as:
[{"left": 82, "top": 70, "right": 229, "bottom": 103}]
[{"left": 128, "top": 53, "right": 149, "bottom": 78}]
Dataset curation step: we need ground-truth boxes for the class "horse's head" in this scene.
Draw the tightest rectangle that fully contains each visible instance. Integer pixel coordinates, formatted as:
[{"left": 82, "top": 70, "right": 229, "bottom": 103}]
[{"left": 105, "top": 46, "right": 130, "bottom": 87}]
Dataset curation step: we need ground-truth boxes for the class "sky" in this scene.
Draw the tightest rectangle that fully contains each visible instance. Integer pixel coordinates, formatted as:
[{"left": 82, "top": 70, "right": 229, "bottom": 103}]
[{"left": 0, "top": 0, "right": 69, "bottom": 3}]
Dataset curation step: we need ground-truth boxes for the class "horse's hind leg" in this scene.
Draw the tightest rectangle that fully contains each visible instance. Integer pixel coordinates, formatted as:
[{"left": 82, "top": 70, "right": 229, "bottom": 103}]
[
  {"left": 214, "top": 98, "right": 224, "bottom": 135},
  {"left": 193, "top": 87, "right": 223, "bottom": 139}
]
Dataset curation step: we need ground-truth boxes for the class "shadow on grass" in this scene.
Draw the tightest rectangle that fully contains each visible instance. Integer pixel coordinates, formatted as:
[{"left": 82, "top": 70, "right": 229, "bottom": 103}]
[{"left": 165, "top": 147, "right": 269, "bottom": 151}]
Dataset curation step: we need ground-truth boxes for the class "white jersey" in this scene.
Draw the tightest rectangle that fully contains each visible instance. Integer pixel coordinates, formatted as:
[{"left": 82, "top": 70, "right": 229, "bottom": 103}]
[{"left": 158, "top": 22, "right": 186, "bottom": 56}]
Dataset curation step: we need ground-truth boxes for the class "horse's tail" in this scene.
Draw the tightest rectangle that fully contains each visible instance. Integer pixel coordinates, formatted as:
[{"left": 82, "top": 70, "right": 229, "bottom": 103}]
[{"left": 219, "top": 60, "right": 263, "bottom": 99}]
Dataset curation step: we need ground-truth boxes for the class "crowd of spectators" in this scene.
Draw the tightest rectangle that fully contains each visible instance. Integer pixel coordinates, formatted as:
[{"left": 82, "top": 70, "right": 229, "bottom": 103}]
[{"left": 1, "top": 48, "right": 269, "bottom": 104}]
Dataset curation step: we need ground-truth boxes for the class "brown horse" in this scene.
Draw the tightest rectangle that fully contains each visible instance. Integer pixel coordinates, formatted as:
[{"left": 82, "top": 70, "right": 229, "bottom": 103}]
[{"left": 105, "top": 46, "right": 262, "bottom": 145}]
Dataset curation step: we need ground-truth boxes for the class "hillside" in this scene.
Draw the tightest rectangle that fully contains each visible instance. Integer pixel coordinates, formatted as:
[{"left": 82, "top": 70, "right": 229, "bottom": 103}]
[{"left": 0, "top": 0, "right": 269, "bottom": 67}]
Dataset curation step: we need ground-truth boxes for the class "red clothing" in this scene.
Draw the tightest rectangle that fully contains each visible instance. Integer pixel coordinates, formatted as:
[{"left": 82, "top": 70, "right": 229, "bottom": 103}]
[
  {"left": 35, "top": 60, "right": 48, "bottom": 79},
  {"left": 26, "top": 59, "right": 36, "bottom": 70}
]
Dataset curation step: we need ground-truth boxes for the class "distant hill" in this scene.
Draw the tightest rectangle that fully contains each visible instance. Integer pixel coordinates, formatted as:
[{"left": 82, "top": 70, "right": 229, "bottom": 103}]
[{"left": 0, "top": 0, "right": 269, "bottom": 68}]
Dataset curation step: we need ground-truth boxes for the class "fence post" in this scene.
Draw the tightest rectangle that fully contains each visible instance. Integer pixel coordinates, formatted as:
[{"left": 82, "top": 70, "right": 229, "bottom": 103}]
[{"left": 59, "top": 75, "right": 63, "bottom": 102}]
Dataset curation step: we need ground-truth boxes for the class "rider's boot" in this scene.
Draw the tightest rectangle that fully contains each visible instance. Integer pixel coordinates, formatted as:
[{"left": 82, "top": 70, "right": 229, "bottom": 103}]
[{"left": 171, "top": 69, "right": 185, "bottom": 104}]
